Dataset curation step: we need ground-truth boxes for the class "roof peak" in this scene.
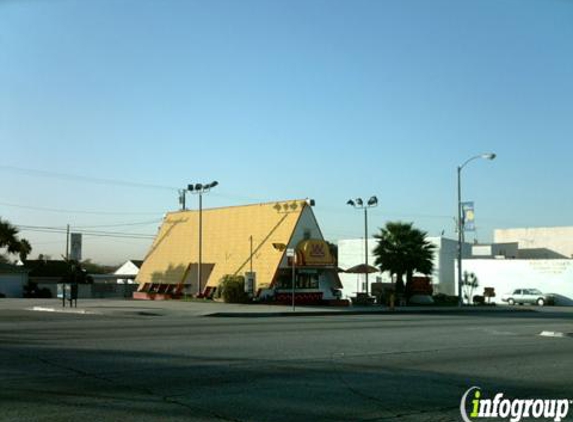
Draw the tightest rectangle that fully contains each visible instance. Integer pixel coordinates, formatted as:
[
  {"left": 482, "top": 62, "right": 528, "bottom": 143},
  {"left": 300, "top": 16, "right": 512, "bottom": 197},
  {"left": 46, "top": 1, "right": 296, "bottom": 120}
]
[{"left": 166, "top": 198, "right": 312, "bottom": 216}]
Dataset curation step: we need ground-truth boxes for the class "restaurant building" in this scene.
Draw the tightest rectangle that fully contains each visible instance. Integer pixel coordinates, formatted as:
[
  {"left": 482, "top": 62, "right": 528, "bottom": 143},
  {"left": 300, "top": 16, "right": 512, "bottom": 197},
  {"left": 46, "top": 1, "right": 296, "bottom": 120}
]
[{"left": 135, "top": 199, "right": 342, "bottom": 303}]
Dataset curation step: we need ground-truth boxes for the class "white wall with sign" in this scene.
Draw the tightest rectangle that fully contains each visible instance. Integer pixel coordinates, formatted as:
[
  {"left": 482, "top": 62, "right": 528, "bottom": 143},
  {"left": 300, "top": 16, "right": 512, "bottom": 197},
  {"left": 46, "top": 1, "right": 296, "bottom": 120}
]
[
  {"left": 462, "top": 259, "right": 573, "bottom": 305},
  {"left": 338, "top": 236, "right": 472, "bottom": 299}
]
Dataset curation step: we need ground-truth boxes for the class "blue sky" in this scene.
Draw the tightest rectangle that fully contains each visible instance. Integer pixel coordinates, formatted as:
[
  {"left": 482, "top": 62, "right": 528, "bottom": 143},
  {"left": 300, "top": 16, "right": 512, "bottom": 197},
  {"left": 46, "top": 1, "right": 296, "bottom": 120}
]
[{"left": 1, "top": 0, "right": 572, "bottom": 264}]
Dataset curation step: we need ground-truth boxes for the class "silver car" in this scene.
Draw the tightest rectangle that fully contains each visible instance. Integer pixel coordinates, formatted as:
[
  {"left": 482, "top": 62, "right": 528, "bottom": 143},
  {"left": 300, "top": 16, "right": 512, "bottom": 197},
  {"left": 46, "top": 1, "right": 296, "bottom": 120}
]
[{"left": 502, "top": 288, "right": 552, "bottom": 306}]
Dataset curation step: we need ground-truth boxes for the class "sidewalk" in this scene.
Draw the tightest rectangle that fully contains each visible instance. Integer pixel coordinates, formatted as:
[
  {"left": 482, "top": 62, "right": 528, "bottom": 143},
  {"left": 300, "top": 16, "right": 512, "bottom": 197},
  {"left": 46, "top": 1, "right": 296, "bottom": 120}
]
[{"left": 1, "top": 298, "right": 553, "bottom": 318}]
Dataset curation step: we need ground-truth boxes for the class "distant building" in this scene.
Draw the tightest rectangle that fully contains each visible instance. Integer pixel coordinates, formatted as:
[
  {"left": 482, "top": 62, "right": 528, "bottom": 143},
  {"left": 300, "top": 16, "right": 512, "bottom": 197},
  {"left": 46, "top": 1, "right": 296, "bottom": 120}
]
[
  {"left": 0, "top": 263, "right": 29, "bottom": 298},
  {"left": 136, "top": 199, "right": 343, "bottom": 303},
  {"left": 22, "top": 259, "right": 69, "bottom": 286},
  {"left": 456, "top": 227, "right": 573, "bottom": 305},
  {"left": 470, "top": 242, "right": 519, "bottom": 259},
  {"left": 462, "top": 259, "right": 573, "bottom": 306},
  {"left": 337, "top": 226, "right": 573, "bottom": 305},
  {"left": 494, "top": 227, "right": 573, "bottom": 259},
  {"left": 114, "top": 260, "right": 143, "bottom": 284}
]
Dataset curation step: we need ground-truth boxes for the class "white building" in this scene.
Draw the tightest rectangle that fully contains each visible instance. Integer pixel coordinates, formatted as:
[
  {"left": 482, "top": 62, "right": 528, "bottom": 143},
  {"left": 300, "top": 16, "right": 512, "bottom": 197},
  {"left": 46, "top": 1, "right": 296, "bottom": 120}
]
[
  {"left": 0, "top": 263, "right": 29, "bottom": 298},
  {"left": 337, "top": 237, "right": 472, "bottom": 299},
  {"left": 461, "top": 259, "right": 573, "bottom": 306},
  {"left": 451, "top": 226, "right": 573, "bottom": 305},
  {"left": 114, "top": 260, "right": 143, "bottom": 284},
  {"left": 338, "top": 226, "right": 573, "bottom": 305}
]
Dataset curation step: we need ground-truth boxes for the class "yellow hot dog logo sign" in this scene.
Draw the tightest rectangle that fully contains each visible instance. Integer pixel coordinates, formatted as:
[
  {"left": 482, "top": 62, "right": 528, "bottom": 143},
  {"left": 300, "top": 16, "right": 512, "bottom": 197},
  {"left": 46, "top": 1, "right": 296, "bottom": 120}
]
[{"left": 296, "top": 240, "right": 334, "bottom": 266}]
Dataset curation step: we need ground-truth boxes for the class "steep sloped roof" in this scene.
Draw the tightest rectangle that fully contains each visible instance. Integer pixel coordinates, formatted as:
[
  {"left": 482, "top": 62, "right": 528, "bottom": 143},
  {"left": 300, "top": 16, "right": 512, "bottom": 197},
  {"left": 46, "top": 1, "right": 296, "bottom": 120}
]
[
  {"left": 136, "top": 200, "right": 309, "bottom": 290},
  {"left": 129, "top": 260, "right": 144, "bottom": 269}
]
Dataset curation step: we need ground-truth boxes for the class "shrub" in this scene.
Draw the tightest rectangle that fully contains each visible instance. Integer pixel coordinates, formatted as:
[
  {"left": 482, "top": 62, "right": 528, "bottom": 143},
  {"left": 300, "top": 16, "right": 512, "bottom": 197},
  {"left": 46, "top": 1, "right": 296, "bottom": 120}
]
[
  {"left": 218, "top": 275, "right": 250, "bottom": 304},
  {"left": 473, "top": 295, "right": 485, "bottom": 305},
  {"left": 23, "top": 281, "right": 52, "bottom": 298},
  {"left": 433, "top": 293, "right": 459, "bottom": 306}
]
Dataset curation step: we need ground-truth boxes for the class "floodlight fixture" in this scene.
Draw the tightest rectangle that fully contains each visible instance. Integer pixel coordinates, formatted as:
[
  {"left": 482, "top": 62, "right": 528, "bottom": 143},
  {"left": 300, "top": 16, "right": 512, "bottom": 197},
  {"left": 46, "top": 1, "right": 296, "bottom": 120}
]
[
  {"left": 482, "top": 153, "right": 496, "bottom": 160},
  {"left": 272, "top": 242, "right": 286, "bottom": 251}
]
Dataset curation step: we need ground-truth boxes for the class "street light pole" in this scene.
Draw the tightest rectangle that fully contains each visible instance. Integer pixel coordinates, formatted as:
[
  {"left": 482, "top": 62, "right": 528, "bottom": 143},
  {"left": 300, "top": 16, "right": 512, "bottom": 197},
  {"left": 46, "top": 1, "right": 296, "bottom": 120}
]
[
  {"left": 198, "top": 191, "right": 203, "bottom": 296},
  {"left": 457, "top": 153, "right": 496, "bottom": 306},
  {"left": 347, "top": 196, "right": 378, "bottom": 296},
  {"left": 272, "top": 242, "right": 296, "bottom": 312},
  {"left": 457, "top": 165, "right": 464, "bottom": 307},
  {"left": 364, "top": 207, "right": 369, "bottom": 294},
  {"left": 291, "top": 251, "right": 296, "bottom": 311},
  {"left": 187, "top": 181, "right": 218, "bottom": 297}
]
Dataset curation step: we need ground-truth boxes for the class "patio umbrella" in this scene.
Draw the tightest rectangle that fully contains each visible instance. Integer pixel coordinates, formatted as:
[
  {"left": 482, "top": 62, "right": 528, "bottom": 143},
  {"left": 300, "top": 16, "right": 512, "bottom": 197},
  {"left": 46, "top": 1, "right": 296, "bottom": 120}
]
[{"left": 343, "top": 264, "right": 379, "bottom": 274}]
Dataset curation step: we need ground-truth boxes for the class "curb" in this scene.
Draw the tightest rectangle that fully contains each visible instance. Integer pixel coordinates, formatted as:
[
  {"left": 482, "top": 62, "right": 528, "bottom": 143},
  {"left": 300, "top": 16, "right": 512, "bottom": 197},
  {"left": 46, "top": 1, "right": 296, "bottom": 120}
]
[{"left": 204, "top": 308, "right": 537, "bottom": 318}]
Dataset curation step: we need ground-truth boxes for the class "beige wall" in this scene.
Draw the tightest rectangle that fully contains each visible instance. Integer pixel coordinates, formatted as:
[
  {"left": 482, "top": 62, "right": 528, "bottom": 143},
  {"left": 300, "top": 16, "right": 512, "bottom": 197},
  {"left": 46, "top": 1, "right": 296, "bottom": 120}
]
[{"left": 495, "top": 227, "right": 573, "bottom": 259}]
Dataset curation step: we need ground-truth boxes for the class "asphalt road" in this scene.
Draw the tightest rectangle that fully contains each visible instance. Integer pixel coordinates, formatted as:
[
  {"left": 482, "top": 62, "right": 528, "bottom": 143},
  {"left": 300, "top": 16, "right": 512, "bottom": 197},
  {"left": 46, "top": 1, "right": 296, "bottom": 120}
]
[{"left": 1, "top": 305, "right": 572, "bottom": 422}]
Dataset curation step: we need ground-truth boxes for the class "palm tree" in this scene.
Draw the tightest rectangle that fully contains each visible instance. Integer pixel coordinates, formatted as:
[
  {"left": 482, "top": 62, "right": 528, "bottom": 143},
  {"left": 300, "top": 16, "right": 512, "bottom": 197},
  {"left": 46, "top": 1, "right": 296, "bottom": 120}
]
[
  {"left": 373, "top": 221, "right": 436, "bottom": 296},
  {"left": 0, "top": 218, "right": 32, "bottom": 262},
  {"left": 0, "top": 219, "right": 20, "bottom": 253},
  {"left": 18, "top": 239, "right": 32, "bottom": 261}
]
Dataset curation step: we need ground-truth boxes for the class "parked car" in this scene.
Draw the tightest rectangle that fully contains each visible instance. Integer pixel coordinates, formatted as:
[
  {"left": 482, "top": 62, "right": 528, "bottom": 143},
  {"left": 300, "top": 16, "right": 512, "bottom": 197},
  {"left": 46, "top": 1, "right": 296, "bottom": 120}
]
[{"left": 501, "top": 288, "right": 554, "bottom": 306}]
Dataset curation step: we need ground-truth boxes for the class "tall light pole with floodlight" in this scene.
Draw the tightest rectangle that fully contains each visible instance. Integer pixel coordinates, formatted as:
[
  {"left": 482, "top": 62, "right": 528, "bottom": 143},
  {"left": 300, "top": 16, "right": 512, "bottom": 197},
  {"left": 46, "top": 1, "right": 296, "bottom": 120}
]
[
  {"left": 187, "top": 181, "right": 218, "bottom": 296},
  {"left": 347, "top": 196, "right": 378, "bottom": 295},
  {"left": 457, "top": 153, "right": 496, "bottom": 306}
]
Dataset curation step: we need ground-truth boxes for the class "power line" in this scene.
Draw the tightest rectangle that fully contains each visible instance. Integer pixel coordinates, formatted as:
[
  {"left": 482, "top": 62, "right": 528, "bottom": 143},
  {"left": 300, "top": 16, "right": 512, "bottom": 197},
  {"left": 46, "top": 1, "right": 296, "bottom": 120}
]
[
  {"left": 16, "top": 224, "right": 156, "bottom": 240},
  {"left": 73, "top": 219, "right": 162, "bottom": 229},
  {"left": 0, "top": 164, "right": 178, "bottom": 191},
  {"left": 0, "top": 201, "right": 165, "bottom": 216}
]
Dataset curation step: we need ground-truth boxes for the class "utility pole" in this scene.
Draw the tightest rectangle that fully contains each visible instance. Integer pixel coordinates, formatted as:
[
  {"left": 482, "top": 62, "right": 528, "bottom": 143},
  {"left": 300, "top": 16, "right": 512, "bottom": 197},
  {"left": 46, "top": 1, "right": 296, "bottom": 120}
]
[
  {"left": 179, "top": 189, "right": 186, "bottom": 211},
  {"left": 249, "top": 235, "right": 253, "bottom": 273},
  {"left": 65, "top": 224, "right": 70, "bottom": 260}
]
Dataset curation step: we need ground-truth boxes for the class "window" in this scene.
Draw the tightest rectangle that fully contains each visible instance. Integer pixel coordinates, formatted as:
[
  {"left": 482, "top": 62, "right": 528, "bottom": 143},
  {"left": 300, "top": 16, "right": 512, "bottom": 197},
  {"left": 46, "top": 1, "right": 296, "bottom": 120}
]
[
  {"left": 297, "top": 272, "right": 319, "bottom": 289},
  {"left": 275, "top": 269, "right": 319, "bottom": 290}
]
